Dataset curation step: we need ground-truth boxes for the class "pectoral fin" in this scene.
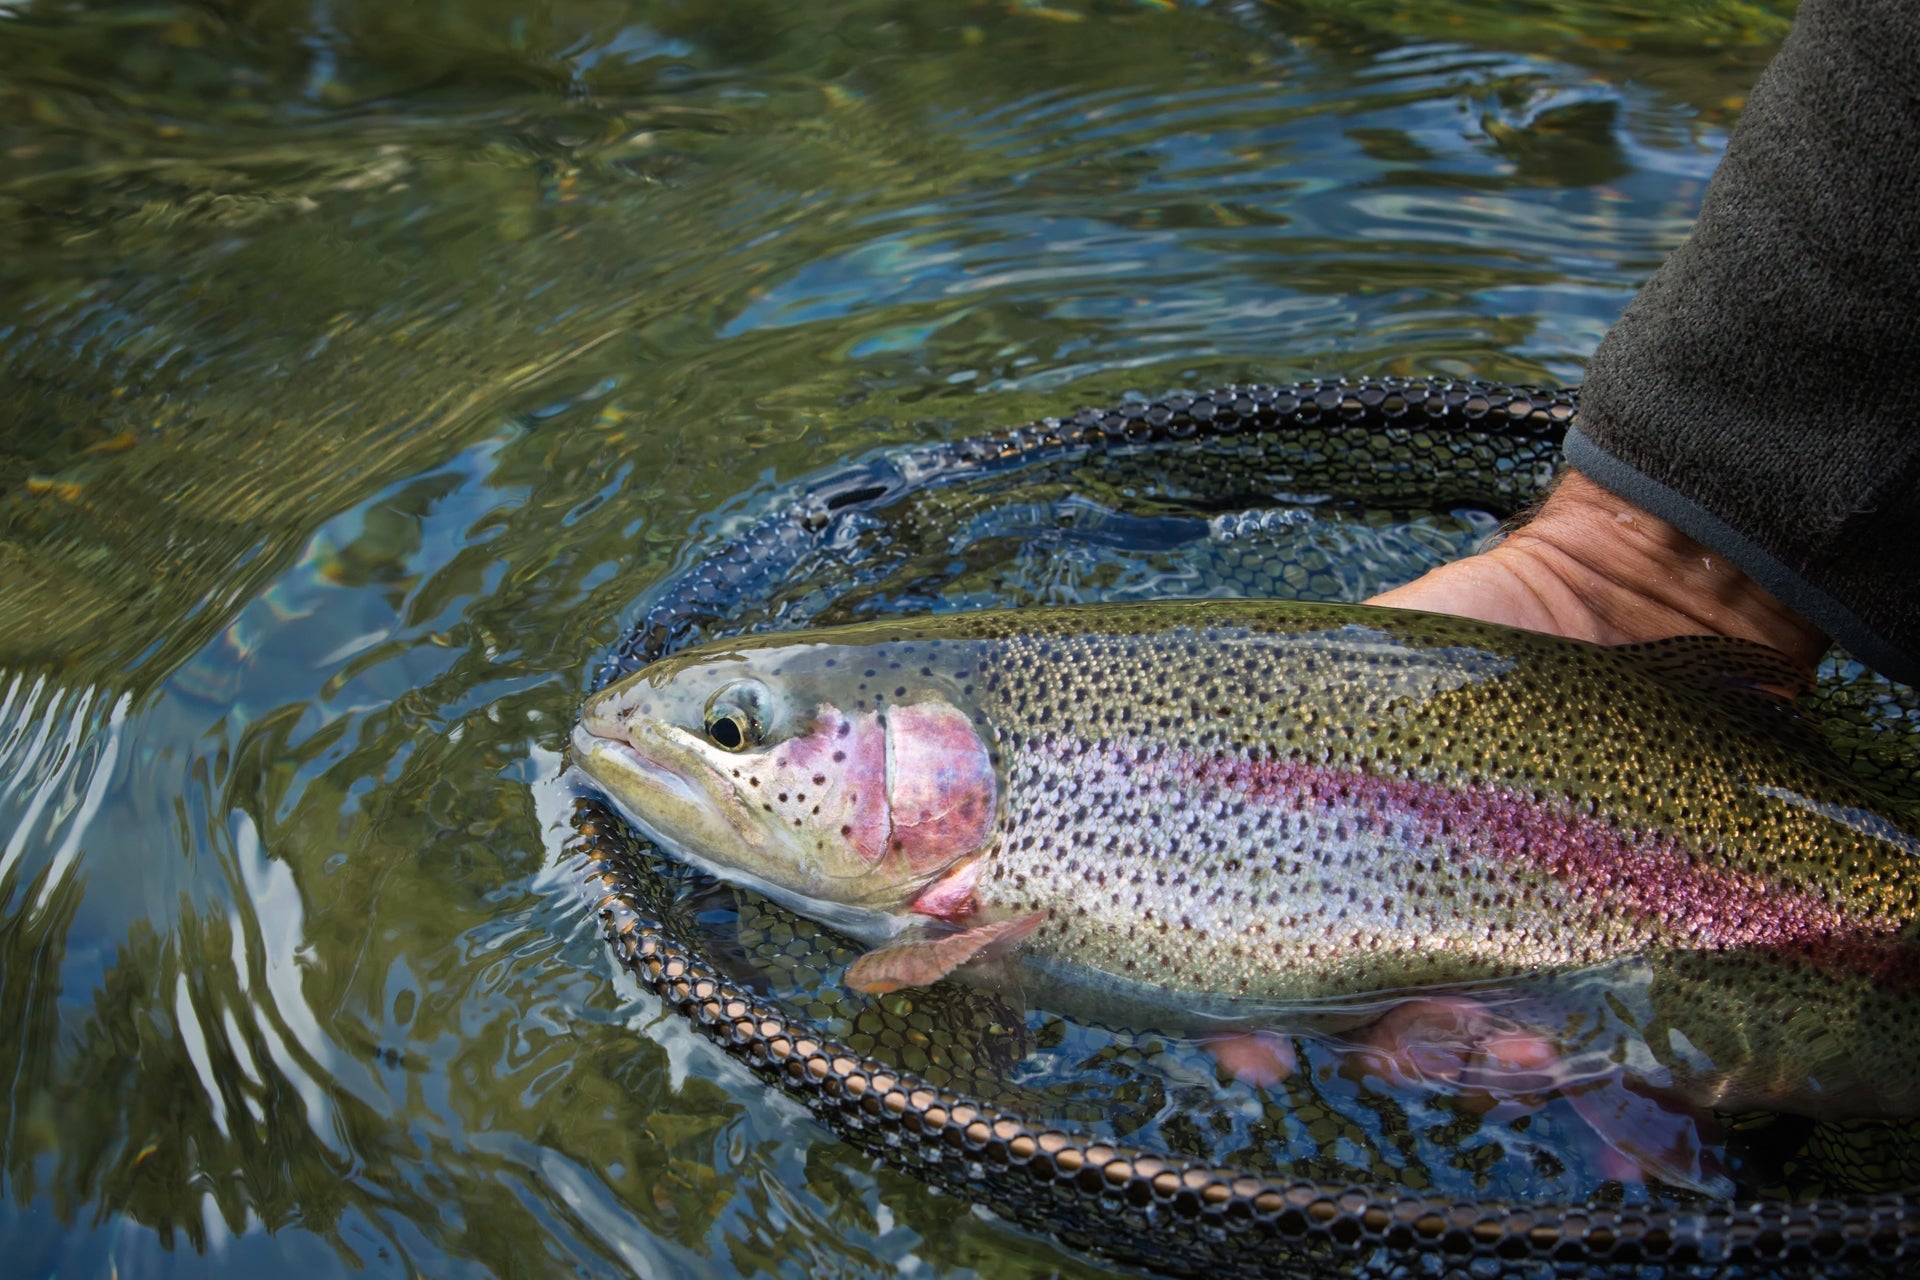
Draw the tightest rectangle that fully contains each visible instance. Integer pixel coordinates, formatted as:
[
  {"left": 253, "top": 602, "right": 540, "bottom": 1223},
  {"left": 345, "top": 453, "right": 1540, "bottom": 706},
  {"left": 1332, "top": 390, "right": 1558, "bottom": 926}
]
[
  {"left": 1563, "top": 1069, "right": 1733, "bottom": 1198},
  {"left": 845, "top": 911, "right": 1048, "bottom": 995},
  {"left": 1341, "top": 994, "right": 1733, "bottom": 1196}
]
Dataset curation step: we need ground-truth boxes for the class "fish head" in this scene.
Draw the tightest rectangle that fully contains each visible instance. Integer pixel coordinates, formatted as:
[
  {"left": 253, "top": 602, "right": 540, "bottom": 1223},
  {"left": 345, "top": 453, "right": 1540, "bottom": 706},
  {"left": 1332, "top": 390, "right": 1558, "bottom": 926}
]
[{"left": 572, "top": 637, "right": 998, "bottom": 911}]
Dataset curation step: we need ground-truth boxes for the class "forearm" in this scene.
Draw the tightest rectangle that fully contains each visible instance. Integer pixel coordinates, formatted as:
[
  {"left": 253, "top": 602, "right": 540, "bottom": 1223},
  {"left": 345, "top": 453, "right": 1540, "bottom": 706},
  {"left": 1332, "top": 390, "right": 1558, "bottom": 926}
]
[
  {"left": 1571, "top": 0, "right": 1920, "bottom": 683},
  {"left": 1369, "top": 472, "right": 1827, "bottom": 673}
]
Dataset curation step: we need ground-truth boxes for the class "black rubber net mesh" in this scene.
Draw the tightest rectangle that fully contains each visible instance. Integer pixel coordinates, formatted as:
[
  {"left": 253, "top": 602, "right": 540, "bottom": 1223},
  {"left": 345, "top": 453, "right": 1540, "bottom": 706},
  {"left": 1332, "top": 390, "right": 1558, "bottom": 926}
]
[{"left": 564, "top": 382, "right": 1920, "bottom": 1278}]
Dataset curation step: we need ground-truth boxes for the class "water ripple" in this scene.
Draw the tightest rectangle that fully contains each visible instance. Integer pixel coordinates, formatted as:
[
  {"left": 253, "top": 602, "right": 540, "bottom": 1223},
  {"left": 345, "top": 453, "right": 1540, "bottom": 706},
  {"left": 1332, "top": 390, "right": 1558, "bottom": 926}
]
[
  {"left": 0, "top": 673, "right": 126, "bottom": 916},
  {"left": 0, "top": 2, "right": 1811, "bottom": 1276}
]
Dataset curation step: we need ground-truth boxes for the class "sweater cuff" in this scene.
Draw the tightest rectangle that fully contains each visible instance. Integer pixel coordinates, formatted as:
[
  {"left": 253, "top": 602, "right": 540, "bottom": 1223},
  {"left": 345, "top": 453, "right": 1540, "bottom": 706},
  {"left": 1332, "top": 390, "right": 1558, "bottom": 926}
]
[{"left": 1562, "top": 425, "right": 1917, "bottom": 685}]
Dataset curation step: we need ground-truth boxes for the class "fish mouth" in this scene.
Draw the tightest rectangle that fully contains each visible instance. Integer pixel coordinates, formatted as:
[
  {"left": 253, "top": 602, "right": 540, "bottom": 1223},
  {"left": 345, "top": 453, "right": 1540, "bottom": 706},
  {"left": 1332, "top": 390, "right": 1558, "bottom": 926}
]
[
  {"left": 571, "top": 721, "right": 706, "bottom": 809},
  {"left": 570, "top": 720, "right": 765, "bottom": 853}
]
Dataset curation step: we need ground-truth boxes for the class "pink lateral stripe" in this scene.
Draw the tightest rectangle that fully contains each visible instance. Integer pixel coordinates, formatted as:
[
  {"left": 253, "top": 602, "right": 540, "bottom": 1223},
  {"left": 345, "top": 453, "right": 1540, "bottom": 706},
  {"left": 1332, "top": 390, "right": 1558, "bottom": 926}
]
[{"left": 1173, "top": 753, "right": 1916, "bottom": 982}]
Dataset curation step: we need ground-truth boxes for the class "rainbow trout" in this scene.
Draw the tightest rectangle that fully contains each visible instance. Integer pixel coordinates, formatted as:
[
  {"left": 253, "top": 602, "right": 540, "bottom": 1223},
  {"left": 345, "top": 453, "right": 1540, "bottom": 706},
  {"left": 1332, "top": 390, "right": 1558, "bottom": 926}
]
[{"left": 571, "top": 600, "right": 1920, "bottom": 1120}]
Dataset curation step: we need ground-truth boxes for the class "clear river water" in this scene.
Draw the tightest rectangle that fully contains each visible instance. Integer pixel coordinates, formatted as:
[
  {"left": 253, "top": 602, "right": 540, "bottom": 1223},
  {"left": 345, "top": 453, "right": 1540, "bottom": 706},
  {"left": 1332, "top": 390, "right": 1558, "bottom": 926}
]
[{"left": 0, "top": 2, "right": 1807, "bottom": 1275}]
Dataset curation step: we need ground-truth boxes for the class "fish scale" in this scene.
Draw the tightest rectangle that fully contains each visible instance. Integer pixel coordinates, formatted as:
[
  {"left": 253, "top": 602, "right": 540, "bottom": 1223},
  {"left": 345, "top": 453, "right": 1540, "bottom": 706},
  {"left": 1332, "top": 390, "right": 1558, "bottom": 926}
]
[
  {"left": 575, "top": 598, "right": 1920, "bottom": 1119},
  {"left": 966, "top": 618, "right": 1905, "bottom": 994}
]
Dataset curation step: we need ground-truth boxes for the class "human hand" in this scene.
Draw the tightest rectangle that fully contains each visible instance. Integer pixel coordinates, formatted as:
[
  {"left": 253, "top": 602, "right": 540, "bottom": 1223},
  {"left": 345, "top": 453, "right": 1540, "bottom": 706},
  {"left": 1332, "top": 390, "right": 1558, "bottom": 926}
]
[{"left": 1367, "top": 471, "right": 1827, "bottom": 678}]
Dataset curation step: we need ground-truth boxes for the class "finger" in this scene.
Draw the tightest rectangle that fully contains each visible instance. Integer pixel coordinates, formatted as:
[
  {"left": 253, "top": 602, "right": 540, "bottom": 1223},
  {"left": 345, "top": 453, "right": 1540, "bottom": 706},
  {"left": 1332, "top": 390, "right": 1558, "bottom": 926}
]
[{"left": 1204, "top": 1029, "right": 1297, "bottom": 1089}]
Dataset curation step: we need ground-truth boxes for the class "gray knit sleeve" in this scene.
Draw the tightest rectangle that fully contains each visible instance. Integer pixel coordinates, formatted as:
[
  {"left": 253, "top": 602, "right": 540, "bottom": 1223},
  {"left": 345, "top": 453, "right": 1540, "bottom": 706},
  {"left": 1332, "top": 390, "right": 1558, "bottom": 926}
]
[{"left": 1568, "top": 0, "right": 1920, "bottom": 684}]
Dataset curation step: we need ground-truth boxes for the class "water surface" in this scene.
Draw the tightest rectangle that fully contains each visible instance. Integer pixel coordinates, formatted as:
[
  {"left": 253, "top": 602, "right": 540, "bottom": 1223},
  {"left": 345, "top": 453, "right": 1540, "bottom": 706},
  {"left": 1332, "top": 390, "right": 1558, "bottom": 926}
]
[{"left": 0, "top": 2, "right": 1800, "bottom": 1275}]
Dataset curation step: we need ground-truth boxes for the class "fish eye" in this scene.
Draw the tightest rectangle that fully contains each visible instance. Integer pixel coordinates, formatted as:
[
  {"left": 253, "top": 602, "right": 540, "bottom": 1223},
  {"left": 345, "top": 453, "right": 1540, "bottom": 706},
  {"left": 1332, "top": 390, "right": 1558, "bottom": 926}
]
[
  {"left": 702, "top": 680, "right": 767, "bottom": 752},
  {"left": 706, "top": 713, "right": 751, "bottom": 751}
]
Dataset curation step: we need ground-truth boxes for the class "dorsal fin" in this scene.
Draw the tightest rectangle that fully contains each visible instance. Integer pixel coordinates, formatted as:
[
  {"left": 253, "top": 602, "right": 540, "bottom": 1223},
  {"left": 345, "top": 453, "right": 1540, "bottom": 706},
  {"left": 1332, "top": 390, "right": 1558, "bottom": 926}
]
[
  {"left": 1611, "top": 634, "right": 1834, "bottom": 758},
  {"left": 1613, "top": 634, "right": 1812, "bottom": 701}
]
